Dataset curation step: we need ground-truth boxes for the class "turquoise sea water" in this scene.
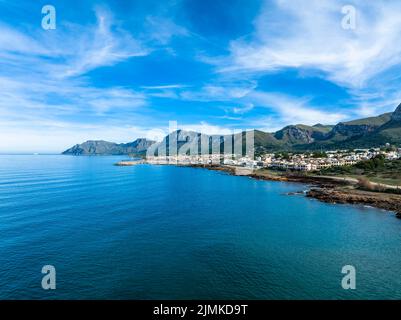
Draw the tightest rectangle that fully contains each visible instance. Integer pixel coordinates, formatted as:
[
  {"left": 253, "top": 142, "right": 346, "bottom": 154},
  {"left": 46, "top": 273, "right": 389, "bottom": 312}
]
[{"left": 1, "top": 155, "right": 401, "bottom": 300}]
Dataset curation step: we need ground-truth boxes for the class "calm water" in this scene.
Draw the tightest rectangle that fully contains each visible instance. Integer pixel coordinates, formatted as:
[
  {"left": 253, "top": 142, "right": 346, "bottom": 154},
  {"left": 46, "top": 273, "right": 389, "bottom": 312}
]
[{"left": 1, "top": 155, "right": 401, "bottom": 300}]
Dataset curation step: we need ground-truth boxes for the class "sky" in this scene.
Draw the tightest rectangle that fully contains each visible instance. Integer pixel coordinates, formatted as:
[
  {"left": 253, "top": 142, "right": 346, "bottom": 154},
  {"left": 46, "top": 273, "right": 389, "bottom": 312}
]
[{"left": 1, "top": 0, "right": 401, "bottom": 153}]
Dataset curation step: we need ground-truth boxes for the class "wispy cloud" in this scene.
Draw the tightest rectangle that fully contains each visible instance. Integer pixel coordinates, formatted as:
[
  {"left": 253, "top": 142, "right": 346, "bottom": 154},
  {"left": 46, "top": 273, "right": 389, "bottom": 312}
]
[
  {"left": 141, "top": 84, "right": 189, "bottom": 90},
  {"left": 0, "top": 122, "right": 161, "bottom": 154},
  {"left": 144, "top": 16, "right": 189, "bottom": 45},
  {"left": 180, "top": 80, "right": 257, "bottom": 101},
  {"left": 0, "top": 6, "right": 154, "bottom": 152},
  {"left": 217, "top": 0, "right": 401, "bottom": 89},
  {"left": 2, "top": 0, "right": 400, "bottom": 153},
  {"left": 181, "top": 122, "right": 234, "bottom": 135},
  {"left": 0, "top": 7, "right": 150, "bottom": 78},
  {"left": 249, "top": 91, "right": 347, "bottom": 127},
  {"left": 232, "top": 103, "right": 254, "bottom": 114},
  {"left": 58, "top": 8, "right": 149, "bottom": 78}
]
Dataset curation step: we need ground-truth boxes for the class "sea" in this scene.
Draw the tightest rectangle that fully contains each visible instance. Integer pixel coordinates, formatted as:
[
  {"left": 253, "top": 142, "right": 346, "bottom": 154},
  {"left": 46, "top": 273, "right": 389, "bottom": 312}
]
[{"left": 1, "top": 155, "right": 401, "bottom": 299}]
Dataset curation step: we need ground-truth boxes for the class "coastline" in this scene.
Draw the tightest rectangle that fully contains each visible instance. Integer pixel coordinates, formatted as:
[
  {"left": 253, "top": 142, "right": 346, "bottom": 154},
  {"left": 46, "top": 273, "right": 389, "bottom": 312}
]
[
  {"left": 113, "top": 160, "right": 401, "bottom": 217},
  {"left": 186, "top": 164, "right": 401, "bottom": 218},
  {"left": 114, "top": 160, "right": 145, "bottom": 166}
]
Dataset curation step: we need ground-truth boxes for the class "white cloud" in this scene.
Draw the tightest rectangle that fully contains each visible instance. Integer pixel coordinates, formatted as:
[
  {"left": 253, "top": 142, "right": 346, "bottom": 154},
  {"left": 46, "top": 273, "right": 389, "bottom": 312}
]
[
  {"left": 56, "top": 8, "right": 149, "bottom": 78},
  {"left": 249, "top": 91, "right": 346, "bottom": 125},
  {"left": 219, "top": 0, "right": 401, "bottom": 88},
  {"left": 0, "top": 7, "right": 155, "bottom": 153},
  {"left": 181, "top": 122, "right": 234, "bottom": 135},
  {"left": 0, "top": 23, "right": 50, "bottom": 55},
  {"left": 0, "top": 8, "right": 150, "bottom": 79},
  {"left": 180, "top": 81, "right": 257, "bottom": 102},
  {"left": 0, "top": 123, "right": 159, "bottom": 154},
  {"left": 141, "top": 84, "right": 189, "bottom": 90},
  {"left": 347, "top": 90, "right": 401, "bottom": 118},
  {"left": 0, "top": 75, "right": 147, "bottom": 116},
  {"left": 140, "top": 84, "right": 190, "bottom": 99},
  {"left": 144, "top": 16, "right": 189, "bottom": 45},
  {"left": 176, "top": 78, "right": 347, "bottom": 127},
  {"left": 233, "top": 103, "right": 254, "bottom": 114}
]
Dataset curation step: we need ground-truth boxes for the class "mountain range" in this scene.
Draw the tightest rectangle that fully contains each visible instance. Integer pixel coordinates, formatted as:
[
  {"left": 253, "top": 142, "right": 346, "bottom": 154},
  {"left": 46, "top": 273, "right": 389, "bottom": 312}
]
[{"left": 62, "top": 103, "right": 401, "bottom": 155}]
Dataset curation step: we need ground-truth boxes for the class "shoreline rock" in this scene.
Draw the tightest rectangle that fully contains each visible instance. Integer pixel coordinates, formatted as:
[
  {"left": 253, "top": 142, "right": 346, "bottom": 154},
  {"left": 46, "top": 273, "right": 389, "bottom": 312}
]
[
  {"left": 306, "top": 188, "right": 401, "bottom": 217},
  {"left": 114, "top": 160, "right": 144, "bottom": 166},
  {"left": 187, "top": 164, "right": 401, "bottom": 218}
]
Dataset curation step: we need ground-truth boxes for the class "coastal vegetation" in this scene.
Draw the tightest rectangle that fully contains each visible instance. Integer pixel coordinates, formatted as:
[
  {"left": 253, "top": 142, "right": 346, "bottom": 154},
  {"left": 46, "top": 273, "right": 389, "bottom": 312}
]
[
  {"left": 210, "top": 165, "right": 401, "bottom": 216},
  {"left": 318, "top": 155, "right": 401, "bottom": 187}
]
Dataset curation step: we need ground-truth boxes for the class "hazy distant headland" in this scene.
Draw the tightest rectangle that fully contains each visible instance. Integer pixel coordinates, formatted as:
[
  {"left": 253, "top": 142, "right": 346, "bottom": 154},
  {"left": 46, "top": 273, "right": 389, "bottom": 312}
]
[{"left": 62, "top": 138, "right": 155, "bottom": 156}]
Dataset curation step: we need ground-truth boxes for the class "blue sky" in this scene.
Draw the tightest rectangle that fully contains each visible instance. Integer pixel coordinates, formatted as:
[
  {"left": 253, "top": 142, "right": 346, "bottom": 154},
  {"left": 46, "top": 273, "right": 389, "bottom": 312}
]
[{"left": 1, "top": 0, "right": 401, "bottom": 152}]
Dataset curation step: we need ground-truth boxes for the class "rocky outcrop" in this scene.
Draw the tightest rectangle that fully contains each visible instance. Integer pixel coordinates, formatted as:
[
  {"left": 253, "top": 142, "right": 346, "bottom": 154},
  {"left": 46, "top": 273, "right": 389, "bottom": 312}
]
[
  {"left": 307, "top": 188, "right": 401, "bottom": 216},
  {"left": 123, "top": 138, "right": 156, "bottom": 154},
  {"left": 328, "top": 122, "right": 377, "bottom": 138},
  {"left": 274, "top": 125, "right": 316, "bottom": 144},
  {"left": 391, "top": 103, "right": 401, "bottom": 122}
]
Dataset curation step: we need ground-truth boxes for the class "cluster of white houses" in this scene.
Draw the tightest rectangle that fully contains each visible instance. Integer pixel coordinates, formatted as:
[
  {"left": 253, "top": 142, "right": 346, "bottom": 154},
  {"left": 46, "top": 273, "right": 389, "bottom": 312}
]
[
  {"left": 264, "top": 148, "right": 401, "bottom": 171},
  {"left": 147, "top": 154, "right": 223, "bottom": 165},
  {"left": 261, "top": 148, "right": 401, "bottom": 171},
  {"left": 146, "top": 148, "right": 401, "bottom": 172}
]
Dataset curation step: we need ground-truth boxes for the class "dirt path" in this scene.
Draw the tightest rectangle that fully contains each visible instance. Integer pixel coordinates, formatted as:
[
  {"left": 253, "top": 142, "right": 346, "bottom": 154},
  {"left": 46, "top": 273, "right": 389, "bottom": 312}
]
[{"left": 312, "top": 175, "right": 401, "bottom": 190}]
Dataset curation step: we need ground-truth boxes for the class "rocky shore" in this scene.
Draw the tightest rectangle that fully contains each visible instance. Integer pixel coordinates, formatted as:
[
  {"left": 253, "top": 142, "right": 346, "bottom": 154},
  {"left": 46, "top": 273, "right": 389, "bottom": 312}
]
[
  {"left": 307, "top": 188, "right": 401, "bottom": 217},
  {"left": 114, "top": 160, "right": 145, "bottom": 166},
  {"left": 117, "top": 161, "right": 401, "bottom": 217},
  {"left": 188, "top": 164, "right": 401, "bottom": 218}
]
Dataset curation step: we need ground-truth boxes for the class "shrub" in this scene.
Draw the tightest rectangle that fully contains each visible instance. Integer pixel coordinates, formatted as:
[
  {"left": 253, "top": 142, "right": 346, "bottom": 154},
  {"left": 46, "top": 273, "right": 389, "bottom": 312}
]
[{"left": 357, "top": 177, "right": 375, "bottom": 191}]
